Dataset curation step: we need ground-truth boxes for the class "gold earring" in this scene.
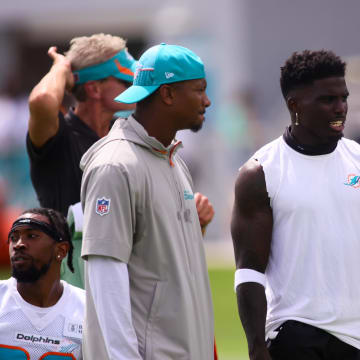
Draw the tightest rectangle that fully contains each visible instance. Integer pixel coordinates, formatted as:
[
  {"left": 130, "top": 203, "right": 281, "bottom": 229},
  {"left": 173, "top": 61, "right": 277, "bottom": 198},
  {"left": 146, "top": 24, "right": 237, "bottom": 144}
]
[{"left": 295, "top": 113, "right": 299, "bottom": 126}]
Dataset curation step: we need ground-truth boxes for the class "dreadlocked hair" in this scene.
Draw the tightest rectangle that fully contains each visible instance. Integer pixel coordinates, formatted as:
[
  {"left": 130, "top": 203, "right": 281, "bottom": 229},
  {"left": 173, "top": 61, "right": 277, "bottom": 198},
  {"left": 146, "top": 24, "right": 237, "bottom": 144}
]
[
  {"left": 280, "top": 49, "right": 346, "bottom": 99},
  {"left": 21, "top": 208, "right": 74, "bottom": 273}
]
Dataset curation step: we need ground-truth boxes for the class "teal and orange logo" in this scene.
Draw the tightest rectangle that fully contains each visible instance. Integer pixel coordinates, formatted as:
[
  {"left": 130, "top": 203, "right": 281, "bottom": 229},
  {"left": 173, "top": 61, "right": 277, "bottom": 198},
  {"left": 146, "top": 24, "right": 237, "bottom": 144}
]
[
  {"left": 344, "top": 174, "right": 360, "bottom": 188},
  {"left": 184, "top": 190, "right": 194, "bottom": 200}
]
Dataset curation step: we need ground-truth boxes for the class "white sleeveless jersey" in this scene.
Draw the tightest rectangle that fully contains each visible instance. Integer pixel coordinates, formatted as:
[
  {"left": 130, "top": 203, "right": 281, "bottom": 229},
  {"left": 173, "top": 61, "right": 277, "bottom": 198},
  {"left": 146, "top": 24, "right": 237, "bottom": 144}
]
[
  {"left": 254, "top": 137, "right": 360, "bottom": 349},
  {"left": 0, "top": 278, "right": 85, "bottom": 359}
]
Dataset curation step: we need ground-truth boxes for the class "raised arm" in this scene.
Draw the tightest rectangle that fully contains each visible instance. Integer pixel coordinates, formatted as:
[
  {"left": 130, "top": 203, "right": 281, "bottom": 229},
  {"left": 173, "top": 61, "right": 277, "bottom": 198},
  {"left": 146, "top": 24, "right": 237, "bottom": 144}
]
[
  {"left": 231, "top": 158, "right": 273, "bottom": 360},
  {"left": 28, "top": 46, "right": 74, "bottom": 147}
]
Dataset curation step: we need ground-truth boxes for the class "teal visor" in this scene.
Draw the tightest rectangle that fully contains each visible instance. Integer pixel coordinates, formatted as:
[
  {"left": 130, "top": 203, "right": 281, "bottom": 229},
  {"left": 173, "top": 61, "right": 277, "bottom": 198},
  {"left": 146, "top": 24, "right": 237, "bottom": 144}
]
[{"left": 73, "top": 49, "right": 137, "bottom": 85}]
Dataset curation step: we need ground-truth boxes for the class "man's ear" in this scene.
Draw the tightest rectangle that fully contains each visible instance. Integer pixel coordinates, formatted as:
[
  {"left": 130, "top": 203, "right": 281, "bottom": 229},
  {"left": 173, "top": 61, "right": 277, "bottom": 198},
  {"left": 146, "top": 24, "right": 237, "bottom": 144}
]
[
  {"left": 159, "top": 84, "right": 175, "bottom": 105},
  {"left": 287, "top": 96, "right": 298, "bottom": 115},
  {"left": 56, "top": 242, "right": 69, "bottom": 259},
  {"left": 83, "top": 81, "right": 102, "bottom": 100}
]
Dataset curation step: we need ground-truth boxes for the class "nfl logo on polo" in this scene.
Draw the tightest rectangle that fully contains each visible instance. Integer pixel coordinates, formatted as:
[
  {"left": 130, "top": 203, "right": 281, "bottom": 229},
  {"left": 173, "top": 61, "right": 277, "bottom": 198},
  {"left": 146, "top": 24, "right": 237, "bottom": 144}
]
[{"left": 96, "top": 197, "right": 111, "bottom": 216}]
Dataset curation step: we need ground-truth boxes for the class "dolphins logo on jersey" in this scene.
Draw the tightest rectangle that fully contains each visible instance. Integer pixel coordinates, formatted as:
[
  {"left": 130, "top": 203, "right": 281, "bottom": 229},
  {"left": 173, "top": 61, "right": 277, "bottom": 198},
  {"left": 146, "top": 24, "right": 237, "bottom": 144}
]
[{"left": 344, "top": 174, "right": 360, "bottom": 188}]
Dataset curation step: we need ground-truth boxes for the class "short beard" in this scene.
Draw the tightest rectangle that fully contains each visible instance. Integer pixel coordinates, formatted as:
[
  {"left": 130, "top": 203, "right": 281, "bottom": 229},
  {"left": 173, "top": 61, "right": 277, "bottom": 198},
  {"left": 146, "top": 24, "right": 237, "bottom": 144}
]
[
  {"left": 12, "top": 259, "right": 52, "bottom": 283},
  {"left": 331, "top": 132, "right": 344, "bottom": 141},
  {"left": 190, "top": 123, "right": 203, "bottom": 133}
]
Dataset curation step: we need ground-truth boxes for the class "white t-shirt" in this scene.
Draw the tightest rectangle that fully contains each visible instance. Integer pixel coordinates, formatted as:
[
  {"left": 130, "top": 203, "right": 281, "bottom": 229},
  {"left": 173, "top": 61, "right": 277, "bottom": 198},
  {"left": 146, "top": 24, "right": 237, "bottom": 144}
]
[
  {"left": 0, "top": 277, "right": 85, "bottom": 359},
  {"left": 254, "top": 136, "right": 360, "bottom": 349}
]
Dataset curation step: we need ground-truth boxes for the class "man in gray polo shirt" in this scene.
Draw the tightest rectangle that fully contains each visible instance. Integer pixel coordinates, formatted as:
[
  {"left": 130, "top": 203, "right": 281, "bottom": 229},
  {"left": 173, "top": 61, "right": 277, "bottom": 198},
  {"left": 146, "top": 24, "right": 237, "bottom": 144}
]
[{"left": 80, "top": 43, "right": 215, "bottom": 359}]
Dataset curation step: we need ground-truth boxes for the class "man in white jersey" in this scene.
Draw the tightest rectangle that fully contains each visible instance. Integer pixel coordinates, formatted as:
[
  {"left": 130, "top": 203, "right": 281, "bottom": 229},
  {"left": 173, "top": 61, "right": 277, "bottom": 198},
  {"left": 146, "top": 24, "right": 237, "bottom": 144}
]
[
  {"left": 231, "top": 50, "right": 360, "bottom": 360},
  {"left": 81, "top": 43, "right": 215, "bottom": 359},
  {"left": 0, "top": 207, "right": 85, "bottom": 359}
]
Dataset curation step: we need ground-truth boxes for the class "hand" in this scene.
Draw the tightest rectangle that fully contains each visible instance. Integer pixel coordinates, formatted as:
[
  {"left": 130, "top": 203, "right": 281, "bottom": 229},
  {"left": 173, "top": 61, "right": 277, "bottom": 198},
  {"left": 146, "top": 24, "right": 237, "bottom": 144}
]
[
  {"left": 48, "top": 46, "right": 74, "bottom": 91},
  {"left": 194, "top": 192, "right": 214, "bottom": 229}
]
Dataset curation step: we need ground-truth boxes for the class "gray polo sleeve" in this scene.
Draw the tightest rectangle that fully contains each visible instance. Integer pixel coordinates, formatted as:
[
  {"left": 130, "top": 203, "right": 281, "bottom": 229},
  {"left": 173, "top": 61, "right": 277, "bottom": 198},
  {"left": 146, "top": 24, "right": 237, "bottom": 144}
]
[{"left": 81, "top": 163, "right": 135, "bottom": 263}]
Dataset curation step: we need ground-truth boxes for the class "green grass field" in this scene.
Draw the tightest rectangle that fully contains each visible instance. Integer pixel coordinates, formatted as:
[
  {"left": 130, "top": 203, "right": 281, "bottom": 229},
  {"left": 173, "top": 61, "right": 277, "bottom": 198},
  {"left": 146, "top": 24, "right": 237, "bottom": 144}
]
[
  {"left": 0, "top": 266, "right": 249, "bottom": 359},
  {"left": 208, "top": 268, "right": 248, "bottom": 360}
]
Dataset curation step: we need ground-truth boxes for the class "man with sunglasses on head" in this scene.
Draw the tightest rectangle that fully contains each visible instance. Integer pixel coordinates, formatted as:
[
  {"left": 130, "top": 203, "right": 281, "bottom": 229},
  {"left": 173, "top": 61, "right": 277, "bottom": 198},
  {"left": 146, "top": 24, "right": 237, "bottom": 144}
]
[
  {"left": 0, "top": 207, "right": 85, "bottom": 359},
  {"left": 27, "top": 33, "right": 137, "bottom": 217}
]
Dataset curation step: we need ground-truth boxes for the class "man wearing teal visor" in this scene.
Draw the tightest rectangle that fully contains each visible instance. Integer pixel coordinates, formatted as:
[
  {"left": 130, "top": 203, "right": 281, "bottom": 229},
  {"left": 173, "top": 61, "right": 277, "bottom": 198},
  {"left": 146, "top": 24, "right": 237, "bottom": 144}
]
[
  {"left": 27, "top": 33, "right": 137, "bottom": 217},
  {"left": 73, "top": 47, "right": 137, "bottom": 119}
]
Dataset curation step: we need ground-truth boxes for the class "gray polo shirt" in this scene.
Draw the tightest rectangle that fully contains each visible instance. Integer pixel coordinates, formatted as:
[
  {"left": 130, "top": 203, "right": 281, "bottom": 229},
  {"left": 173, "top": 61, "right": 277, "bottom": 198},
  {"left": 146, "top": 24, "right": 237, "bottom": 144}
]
[{"left": 80, "top": 116, "right": 214, "bottom": 359}]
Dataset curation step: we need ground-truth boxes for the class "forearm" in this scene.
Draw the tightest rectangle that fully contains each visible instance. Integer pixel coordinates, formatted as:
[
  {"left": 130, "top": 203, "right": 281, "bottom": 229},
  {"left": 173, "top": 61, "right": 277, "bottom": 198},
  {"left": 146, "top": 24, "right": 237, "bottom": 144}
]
[
  {"left": 29, "top": 62, "right": 69, "bottom": 116},
  {"left": 28, "top": 60, "right": 72, "bottom": 146},
  {"left": 84, "top": 256, "right": 142, "bottom": 360},
  {"left": 237, "top": 282, "right": 269, "bottom": 359}
]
